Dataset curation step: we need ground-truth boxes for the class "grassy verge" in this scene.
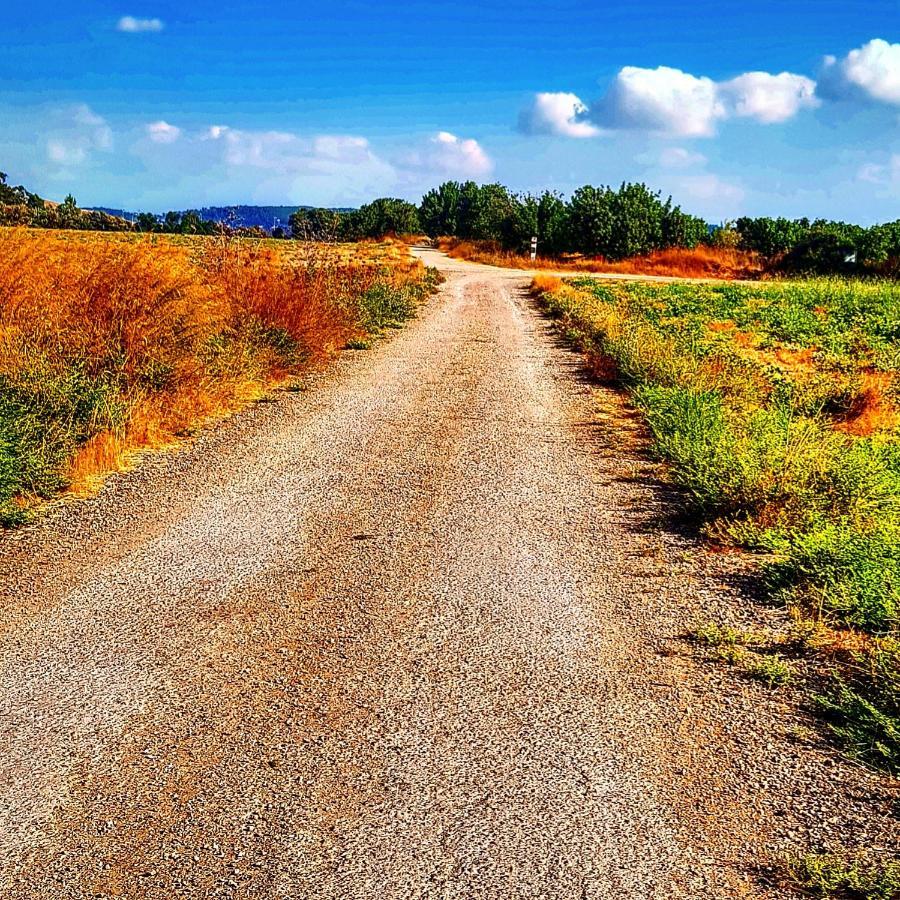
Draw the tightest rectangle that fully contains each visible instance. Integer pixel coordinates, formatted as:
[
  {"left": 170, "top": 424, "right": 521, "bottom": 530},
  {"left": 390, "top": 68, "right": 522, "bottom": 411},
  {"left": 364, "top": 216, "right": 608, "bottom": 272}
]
[
  {"left": 0, "top": 228, "right": 439, "bottom": 524},
  {"left": 532, "top": 273, "right": 900, "bottom": 773}
]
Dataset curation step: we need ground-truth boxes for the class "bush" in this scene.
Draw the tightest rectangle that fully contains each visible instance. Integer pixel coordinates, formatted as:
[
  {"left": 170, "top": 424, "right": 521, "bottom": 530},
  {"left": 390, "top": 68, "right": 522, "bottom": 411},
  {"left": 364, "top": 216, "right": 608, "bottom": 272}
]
[{"left": 767, "top": 524, "right": 900, "bottom": 633}]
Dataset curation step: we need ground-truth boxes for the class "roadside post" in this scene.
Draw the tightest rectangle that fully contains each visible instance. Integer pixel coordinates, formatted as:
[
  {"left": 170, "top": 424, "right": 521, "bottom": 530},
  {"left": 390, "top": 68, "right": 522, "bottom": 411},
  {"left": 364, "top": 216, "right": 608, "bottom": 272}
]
[{"left": 530, "top": 236, "right": 538, "bottom": 261}]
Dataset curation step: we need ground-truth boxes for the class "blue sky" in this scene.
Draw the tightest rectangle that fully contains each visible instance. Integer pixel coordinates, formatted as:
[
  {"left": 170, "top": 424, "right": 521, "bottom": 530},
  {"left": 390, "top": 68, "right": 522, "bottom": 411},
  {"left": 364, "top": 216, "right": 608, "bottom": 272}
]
[{"left": 2, "top": 1, "right": 899, "bottom": 220}]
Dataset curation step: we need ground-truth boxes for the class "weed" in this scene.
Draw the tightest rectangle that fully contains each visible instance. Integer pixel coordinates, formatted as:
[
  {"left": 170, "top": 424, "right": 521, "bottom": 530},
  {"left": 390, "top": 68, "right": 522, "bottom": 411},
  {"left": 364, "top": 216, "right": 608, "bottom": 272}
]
[
  {"left": 690, "top": 620, "right": 755, "bottom": 647},
  {"left": 816, "top": 642, "right": 900, "bottom": 772},
  {"left": 743, "top": 652, "right": 794, "bottom": 687},
  {"left": 786, "top": 852, "right": 900, "bottom": 899},
  {"left": 533, "top": 273, "right": 900, "bottom": 766},
  {"left": 443, "top": 238, "right": 762, "bottom": 280}
]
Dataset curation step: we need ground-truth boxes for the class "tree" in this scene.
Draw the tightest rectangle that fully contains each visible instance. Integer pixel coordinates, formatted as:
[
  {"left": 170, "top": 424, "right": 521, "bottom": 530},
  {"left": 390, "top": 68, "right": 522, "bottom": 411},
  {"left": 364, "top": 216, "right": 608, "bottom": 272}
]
[
  {"left": 352, "top": 198, "right": 421, "bottom": 238},
  {"left": 163, "top": 211, "right": 182, "bottom": 233},
  {"left": 179, "top": 210, "right": 204, "bottom": 234},
  {"left": 568, "top": 185, "right": 615, "bottom": 256},
  {"left": 135, "top": 212, "right": 159, "bottom": 233},
  {"left": 289, "top": 207, "right": 345, "bottom": 241},
  {"left": 419, "top": 182, "right": 461, "bottom": 237},
  {"left": 58, "top": 194, "right": 80, "bottom": 229}
]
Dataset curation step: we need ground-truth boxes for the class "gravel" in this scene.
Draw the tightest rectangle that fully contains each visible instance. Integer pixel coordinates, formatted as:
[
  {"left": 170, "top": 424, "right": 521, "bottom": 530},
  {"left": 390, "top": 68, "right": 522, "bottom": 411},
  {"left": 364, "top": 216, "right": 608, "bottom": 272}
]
[{"left": 0, "top": 247, "right": 895, "bottom": 898}]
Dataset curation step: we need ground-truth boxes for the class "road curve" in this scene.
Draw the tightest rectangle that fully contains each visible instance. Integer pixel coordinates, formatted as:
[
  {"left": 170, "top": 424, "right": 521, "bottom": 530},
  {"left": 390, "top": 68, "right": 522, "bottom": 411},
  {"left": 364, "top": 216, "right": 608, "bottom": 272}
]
[{"left": 0, "top": 251, "right": 892, "bottom": 898}]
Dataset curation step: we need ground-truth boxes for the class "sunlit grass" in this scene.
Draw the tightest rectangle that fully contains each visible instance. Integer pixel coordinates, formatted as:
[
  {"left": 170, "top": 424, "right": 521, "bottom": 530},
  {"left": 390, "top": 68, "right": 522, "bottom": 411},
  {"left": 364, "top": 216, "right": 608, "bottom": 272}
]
[
  {"left": 0, "top": 228, "right": 436, "bottom": 522},
  {"left": 534, "top": 273, "right": 900, "bottom": 770}
]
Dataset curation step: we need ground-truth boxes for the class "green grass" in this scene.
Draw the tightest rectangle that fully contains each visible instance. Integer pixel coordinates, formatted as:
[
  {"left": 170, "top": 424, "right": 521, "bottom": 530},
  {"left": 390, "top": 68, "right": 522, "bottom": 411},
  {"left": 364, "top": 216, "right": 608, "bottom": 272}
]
[
  {"left": 0, "top": 365, "right": 124, "bottom": 524},
  {"left": 743, "top": 652, "right": 794, "bottom": 687},
  {"left": 689, "top": 620, "right": 793, "bottom": 687},
  {"left": 816, "top": 642, "right": 900, "bottom": 772},
  {"left": 538, "top": 275, "right": 900, "bottom": 765},
  {"left": 787, "top": 853, "right": 900, "bottom": 899}
]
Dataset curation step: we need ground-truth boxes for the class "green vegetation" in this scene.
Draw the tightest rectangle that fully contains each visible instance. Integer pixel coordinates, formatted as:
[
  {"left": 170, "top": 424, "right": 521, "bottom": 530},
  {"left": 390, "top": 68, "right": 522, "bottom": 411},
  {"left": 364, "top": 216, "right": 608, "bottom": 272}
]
[
  {"left": 290, "top": 197, "right": 421, "bottom": 242},
  {"left": 0, "top": 367, "right": 124, "bottom": 525},
  {"left": 816, "top": 642, "right": 900, "bottom": 771},
  {"left": 0, "top": 175, "right": 129, "bottom": 231},
  {"left": 537, "top": 275, "right": 900, "bottom": 766},
  {"left": 787, "top": 852, "right": 900, "bottom": 899},
  {"left": 289, "top": 181, "right": 900, "bottom": 274},
  {"left": 689, "top": 621, "right": 793, "bottom": 687}
]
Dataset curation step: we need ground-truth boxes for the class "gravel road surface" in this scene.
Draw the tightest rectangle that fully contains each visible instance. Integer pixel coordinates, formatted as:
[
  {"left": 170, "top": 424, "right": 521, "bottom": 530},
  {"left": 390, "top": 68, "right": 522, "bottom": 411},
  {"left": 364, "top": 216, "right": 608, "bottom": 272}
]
[{"left": 0, "top": 248, "right": 895, "bottom": 898}]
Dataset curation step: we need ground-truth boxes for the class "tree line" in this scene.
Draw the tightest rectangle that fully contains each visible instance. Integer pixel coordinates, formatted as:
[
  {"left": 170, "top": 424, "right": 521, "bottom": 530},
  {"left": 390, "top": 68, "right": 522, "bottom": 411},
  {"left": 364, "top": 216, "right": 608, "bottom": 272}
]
[
  {"left": 291, "top": 181, "right": 900, "bottom": 273},
  {"left": 5, "top": 168, "right": 900, "bottom": 274},
  {"left": 290, "top": 181, "right": 708, "bottom": 261}
]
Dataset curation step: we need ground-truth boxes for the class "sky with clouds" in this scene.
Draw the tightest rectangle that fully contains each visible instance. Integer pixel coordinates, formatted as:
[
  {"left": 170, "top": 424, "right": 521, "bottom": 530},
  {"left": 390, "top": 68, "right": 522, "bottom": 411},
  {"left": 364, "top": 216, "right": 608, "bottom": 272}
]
[{"left": 2, "top": 0, "right": 899, "bottom": 221}]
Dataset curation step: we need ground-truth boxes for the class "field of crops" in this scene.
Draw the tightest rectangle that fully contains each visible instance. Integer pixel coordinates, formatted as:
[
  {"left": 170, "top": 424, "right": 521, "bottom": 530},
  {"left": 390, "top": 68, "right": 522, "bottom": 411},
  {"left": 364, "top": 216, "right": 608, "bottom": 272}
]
[
  {"left": 0, "top": 228, "right": 438, "bottom": 525},
  {"left": 534, "top": 273, "right": 900, "bottom": 770}
]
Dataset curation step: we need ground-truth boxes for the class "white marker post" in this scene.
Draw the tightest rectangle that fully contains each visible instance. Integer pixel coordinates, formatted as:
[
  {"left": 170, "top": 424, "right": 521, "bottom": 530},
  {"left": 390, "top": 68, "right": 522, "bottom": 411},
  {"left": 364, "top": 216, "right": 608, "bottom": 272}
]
[{"left": 530, "top": 236, "right": 538, "bottom": 261}]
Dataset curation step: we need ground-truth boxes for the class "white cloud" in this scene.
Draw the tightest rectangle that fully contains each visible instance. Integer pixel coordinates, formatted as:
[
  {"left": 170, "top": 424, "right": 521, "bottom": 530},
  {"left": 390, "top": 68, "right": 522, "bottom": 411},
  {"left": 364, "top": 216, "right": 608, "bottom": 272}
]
[
  {"left": 531, "top": 63, "right": 819, "bottom": 139},
  {"left": 404, "top": 131, "right": 493, "bottom": 178},
  {"left": 720, "top": 71, "right": 819, "bottom": 123},
  {"left": 821, "top": 39, "right": 900, "bottom": 105},
  {"left": 117, "top": 16, "right": 164, "bottom": 33},
  {"left": 657, "top": 146, "right": 707, "bottom": 168},
  {"left": 203, "top": 127, "right": 390, "bottom": 179},
  {"left": 593, "top": 66, "right": 726, "bottom": 137},
  {"left": 146, "top": 120, "right": 181, "bottom": 144},
  {"left": 45, "top": 104, "right": 112, "bottom": 168},
  {"left": 518, "top": 92, "right": 602, "bottom": 138},
  {"left": 135, "top": 123, "right": 399, "bottom": 204},
  {"left": 311, "top": 135, "right": 373, "bottom": 163}
]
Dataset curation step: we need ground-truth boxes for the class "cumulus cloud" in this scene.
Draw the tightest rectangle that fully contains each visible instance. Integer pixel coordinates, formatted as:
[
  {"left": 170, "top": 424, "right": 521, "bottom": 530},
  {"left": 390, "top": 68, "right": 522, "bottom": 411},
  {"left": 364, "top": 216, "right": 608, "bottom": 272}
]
[
  {"left": 45, "top": 104, "right": 112, "bottom": 168},
  {"left": 525, "top": 62, "right": 819, "bottom": 138},
  {"left": 593, "top": 66, "right": 725, "bottom": 137},
  {"left": 145, "top": 120, "right": 181, "bottom": 144},
  {"left": 518, "top": 92, "right": 601, "bottom": 138},
  {"left": 203, "top": 126, "right": 392, "bottom": 179},
  {"left": 117, "top": 16, "right": 164, "bottom": 33},
  {"left": 404, "top": 131, "right": 493, "bottom": 178},
  {"left": 720, "top": 71, "right": 818, "bottom": 123},
  {"left": 820, "top": 39, "right": 900, "bottom": 105},
  {"left": 130, "top": 123, "right": 401, "bottom": 204}
]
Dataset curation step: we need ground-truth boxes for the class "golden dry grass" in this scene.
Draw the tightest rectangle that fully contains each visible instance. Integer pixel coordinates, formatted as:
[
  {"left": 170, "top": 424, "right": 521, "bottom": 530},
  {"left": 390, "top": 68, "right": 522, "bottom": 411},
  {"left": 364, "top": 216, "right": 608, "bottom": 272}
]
[
  {"left": 0, "top": 228, "right": 429, "bottom": 507},
  {"left": 440, "top": 237, "right": 761, "bottom": 280}
]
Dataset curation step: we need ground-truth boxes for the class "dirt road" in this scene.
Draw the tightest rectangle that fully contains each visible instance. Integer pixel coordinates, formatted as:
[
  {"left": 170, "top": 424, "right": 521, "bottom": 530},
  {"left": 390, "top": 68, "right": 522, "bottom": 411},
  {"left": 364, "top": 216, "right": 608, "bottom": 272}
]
[{"left": 0, "top": 249, "right": 894, "bottom": 898}]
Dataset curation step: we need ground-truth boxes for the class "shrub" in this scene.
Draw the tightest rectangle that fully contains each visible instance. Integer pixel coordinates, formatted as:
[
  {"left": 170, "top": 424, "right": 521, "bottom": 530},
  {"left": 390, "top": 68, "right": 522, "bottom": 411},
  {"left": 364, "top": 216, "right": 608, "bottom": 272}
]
[{"left": 767, "top": 525, "right": 900, "bottom": 633}]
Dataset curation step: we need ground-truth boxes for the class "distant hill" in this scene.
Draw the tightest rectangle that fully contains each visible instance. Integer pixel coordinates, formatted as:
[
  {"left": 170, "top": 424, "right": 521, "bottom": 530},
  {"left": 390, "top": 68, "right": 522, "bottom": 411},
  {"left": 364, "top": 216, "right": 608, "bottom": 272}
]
[
  {"left": 1, "top": 174, "right": 130, "bottom": 231},
  {"left": 89, "top": 205, "right": 356, "bottom": 232}
]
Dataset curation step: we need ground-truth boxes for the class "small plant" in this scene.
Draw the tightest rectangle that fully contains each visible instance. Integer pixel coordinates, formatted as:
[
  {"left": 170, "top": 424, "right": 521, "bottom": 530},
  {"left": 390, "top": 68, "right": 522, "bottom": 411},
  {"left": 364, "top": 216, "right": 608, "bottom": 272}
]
[
  {"left": 816, "top": 643, "right": 900, "bottom": 772},
  {"left": 690, "top": 620, "right": 756, "bottom": 648},
  {"left": 743, "top": 652, "right": 794, "bottom": 687},
  {"left": 786, "top": 852, "right": 900, "bottom": 899}
]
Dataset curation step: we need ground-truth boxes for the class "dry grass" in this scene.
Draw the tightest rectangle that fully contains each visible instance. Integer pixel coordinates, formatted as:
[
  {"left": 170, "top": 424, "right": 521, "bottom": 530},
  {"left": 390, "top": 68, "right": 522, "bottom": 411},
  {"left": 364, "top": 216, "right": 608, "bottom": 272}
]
[
  {"left": 440, "top": 238, "right": 761, "bottom": 280},
  {"left": 0, "top": 228, "right": 431, "bottom": 515}
]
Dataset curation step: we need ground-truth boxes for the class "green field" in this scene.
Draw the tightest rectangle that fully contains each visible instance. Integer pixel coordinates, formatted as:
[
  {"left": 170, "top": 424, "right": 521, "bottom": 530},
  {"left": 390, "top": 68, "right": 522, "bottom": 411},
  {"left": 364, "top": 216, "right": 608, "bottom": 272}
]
[{"left": 536, "top": 274, "right": 900, "bottom": 771}]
